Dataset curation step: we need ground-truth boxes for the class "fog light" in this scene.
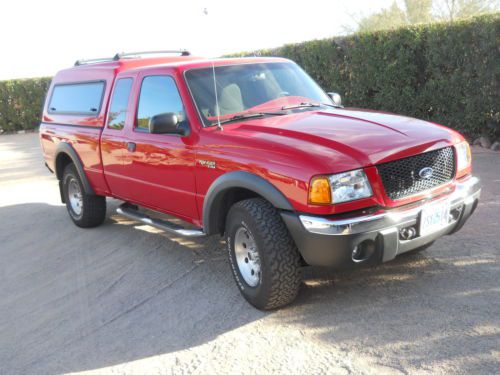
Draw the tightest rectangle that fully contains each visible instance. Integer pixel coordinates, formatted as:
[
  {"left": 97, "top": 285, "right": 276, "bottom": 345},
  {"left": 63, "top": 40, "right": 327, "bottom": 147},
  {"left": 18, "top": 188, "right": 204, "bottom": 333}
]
[
  {"left": 352, "top": 246, "right": 362, "bottom": 259},
  {"left": 352, "top": 240, "right": 376, "bottom": 263},
  {"left": 449, "top": 207, "right": 463, "bottom": 222},
  {"left": 400, "top": 226, "right": 417, "bottom": 240}
]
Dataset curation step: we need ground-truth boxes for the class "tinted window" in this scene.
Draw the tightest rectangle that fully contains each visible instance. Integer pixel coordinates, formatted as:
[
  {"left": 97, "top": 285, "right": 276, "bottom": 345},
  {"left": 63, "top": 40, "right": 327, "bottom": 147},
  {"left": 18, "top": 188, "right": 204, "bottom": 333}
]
[
  {"left": 49, "top": 81, "right": 105, "bottom": 115},
  {"left": 136, "top": 76, "right": 185, "bottom": 130},
  {"left": 107, "top": 78, "right": 133, "bottom": 129}
]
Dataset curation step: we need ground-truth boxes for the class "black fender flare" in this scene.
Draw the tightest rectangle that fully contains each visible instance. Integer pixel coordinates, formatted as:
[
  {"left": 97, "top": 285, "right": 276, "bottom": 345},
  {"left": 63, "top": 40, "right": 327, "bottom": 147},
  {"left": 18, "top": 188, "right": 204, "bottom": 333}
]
[
  {"left": 202, "top": 171, "right": 294, "bottom": 235},
  {"left": 55, "top": 142, "right": 95, "bottom": 195}
]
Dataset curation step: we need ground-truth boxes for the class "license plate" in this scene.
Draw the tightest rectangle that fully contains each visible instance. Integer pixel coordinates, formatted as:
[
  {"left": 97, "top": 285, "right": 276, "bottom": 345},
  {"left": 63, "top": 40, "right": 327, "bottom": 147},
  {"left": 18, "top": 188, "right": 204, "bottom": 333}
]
[{"left": 420, "top": 200, "right": 450, "bottom": 236}]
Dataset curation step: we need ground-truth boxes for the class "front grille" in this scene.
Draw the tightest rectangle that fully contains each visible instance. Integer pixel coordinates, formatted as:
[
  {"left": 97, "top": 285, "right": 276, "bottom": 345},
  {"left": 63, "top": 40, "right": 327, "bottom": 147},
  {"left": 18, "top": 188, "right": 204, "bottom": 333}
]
[{"left": 377, "top": 147, "right": 455, "bottom": 200}]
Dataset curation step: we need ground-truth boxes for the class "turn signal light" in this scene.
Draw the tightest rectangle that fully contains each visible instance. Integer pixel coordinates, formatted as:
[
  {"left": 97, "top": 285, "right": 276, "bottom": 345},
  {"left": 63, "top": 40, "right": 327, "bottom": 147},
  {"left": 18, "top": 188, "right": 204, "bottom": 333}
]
[
  {"left": 308, "top": 176, "right": 331, "bottom": 205},
  {"left": 455, "top": 141, "right": 472, "bottom": 178}
]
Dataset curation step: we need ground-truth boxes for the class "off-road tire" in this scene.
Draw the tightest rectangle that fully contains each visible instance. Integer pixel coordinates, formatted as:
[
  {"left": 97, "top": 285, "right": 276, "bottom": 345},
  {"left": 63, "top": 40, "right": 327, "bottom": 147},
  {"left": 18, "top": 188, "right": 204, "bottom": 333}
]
[
  {"left": 62, "top": 164, "right": 106, "bottom": 228},
  {"left": 225, "top": 198, "right": 302, "bottom": 310}
]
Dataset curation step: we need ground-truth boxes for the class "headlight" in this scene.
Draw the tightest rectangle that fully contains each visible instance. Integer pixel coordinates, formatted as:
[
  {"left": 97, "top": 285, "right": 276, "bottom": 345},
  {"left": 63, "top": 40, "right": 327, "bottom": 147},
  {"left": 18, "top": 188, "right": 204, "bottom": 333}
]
[
  {"left": 309, "top": 169, "right": 372, "bottom": 205},
  {"left": 455, "top": 141, "right": 471, "bottom": 176},
  {"left": 329, "top": 169, "right": 373, "bottom": 203}
]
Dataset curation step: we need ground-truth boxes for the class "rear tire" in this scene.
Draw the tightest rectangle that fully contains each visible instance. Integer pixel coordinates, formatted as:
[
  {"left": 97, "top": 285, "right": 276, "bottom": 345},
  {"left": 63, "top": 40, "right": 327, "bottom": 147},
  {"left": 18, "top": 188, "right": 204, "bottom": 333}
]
[
  {"left": 225, "top": 198, "right": 302, "bottom": 310},
  {"left": 62, "top": 164, "right": 106, "bottom": 228}
]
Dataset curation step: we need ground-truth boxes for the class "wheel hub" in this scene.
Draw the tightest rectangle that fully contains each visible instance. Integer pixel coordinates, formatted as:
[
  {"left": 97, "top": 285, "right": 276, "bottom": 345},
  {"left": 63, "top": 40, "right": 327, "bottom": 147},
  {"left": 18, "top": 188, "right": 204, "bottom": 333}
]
[
  {"left": 68, "top": 178, "right": 83, "bottom": 216},
  {"left": 234, "top": 226, "right": 261, "bottom": 287}
]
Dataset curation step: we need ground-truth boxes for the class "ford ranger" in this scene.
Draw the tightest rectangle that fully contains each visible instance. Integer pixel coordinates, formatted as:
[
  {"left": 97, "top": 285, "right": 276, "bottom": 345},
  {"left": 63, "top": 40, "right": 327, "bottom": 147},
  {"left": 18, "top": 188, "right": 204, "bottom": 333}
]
[{"left": 39, "top": 50, "right": 481, "bottom": 310}]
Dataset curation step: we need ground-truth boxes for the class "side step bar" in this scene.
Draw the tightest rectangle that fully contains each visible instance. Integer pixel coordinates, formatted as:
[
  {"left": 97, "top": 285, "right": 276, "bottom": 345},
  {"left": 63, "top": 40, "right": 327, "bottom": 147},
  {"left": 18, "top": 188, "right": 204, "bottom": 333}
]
[{"left": 116, "top": 204, "right": 205, "bottom": 237}]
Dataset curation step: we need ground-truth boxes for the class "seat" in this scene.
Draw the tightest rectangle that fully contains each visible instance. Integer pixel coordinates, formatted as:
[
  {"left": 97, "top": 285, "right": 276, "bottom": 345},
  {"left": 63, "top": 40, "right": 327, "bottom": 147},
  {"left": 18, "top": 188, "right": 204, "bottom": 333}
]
[{"left": 218, "top": 83, "right": 244, "bottom": 115}]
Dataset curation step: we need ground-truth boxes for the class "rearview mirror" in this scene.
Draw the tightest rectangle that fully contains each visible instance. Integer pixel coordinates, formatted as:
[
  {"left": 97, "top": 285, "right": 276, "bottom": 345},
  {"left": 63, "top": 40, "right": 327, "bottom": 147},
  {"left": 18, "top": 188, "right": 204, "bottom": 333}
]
[
  {"left": 327, "top": 92, "right": 342, "bottom": 106},
  {"left": 149, "top": 113, "right": 185, "bottom": 135}
]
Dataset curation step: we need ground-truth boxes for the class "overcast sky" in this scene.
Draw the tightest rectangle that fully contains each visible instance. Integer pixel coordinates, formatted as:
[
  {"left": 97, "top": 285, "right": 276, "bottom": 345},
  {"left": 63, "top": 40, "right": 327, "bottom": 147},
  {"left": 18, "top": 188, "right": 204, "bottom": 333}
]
[{"left": 0, "top": 0, "right": 393, "bottom": 80}]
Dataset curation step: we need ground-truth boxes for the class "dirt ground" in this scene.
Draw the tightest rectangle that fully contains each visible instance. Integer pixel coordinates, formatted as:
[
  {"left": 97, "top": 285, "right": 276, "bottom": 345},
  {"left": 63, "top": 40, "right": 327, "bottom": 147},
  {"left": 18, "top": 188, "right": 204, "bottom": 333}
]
[{"left": 0, "top": 132, "right": 498, "bottom": 375}]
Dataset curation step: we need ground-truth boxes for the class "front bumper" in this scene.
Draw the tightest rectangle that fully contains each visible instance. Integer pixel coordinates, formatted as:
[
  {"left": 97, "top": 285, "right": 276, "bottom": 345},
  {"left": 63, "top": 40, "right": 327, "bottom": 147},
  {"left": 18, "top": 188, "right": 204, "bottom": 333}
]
[{"left": 281, "top": 176, "right": 481, "bottom": 267}]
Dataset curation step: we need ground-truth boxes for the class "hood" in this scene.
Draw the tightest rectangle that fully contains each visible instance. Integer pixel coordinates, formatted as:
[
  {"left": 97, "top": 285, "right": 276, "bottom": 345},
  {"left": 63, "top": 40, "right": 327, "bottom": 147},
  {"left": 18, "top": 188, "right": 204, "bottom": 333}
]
[{"left": 225, "top": 108, "right": 462, "bottom": 170}]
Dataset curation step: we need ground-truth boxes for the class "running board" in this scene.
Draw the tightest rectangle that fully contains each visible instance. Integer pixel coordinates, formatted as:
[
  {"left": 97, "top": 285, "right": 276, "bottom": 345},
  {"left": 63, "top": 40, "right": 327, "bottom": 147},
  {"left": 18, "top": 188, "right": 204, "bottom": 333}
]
[{"left": 116, "top": 204, "right": 205, "bottom": 237}]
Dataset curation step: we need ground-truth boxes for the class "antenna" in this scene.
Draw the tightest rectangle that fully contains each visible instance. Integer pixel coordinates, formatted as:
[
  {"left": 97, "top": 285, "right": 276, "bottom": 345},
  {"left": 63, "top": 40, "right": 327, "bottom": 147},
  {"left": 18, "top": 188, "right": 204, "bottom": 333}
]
[{"left": 212, "top": 62, "right": 223, "bottom": 131}]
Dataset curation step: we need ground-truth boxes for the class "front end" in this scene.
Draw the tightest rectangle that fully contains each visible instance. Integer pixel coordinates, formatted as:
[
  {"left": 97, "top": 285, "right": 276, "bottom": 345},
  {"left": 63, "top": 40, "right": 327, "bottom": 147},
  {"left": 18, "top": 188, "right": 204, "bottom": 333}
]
[{"left": 282, "top": 142, "right": 481, "bottom": 267}]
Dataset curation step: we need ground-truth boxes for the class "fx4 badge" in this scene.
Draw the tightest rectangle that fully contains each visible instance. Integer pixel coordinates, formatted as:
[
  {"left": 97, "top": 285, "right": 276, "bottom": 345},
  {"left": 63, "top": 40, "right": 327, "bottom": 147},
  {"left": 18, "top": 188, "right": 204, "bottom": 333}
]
[{"left": 198, "top": 159, "right": 216, "bottom": 169}]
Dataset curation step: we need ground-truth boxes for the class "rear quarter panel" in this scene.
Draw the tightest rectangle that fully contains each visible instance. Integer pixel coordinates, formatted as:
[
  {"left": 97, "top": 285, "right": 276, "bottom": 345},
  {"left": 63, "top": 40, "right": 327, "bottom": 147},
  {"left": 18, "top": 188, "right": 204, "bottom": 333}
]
[{"left": 39, "top": 124, "right": 109, "bottom": 195}]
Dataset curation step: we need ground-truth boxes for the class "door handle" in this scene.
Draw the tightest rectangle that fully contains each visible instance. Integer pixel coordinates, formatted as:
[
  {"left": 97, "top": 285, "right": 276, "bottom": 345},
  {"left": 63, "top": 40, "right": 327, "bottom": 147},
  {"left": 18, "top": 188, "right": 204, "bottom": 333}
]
[{"left": 127, "top": 142, "right": 136, "bottom": 152}]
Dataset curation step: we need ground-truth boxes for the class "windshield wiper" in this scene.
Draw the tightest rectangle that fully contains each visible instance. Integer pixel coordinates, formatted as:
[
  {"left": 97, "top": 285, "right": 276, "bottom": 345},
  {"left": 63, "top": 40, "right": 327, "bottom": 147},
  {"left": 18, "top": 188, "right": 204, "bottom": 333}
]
[
  {"left": 281, "top": 102, "right": 321, "bottom": 110},
  {"left": 213, "top": 112, "right": 285, "bottom": 126},
  {"left": 210, "top": 101, "right": 342, "bottom": 127},
  {"left": 281, "top": 102, "right": 342, "bottom": 110}
]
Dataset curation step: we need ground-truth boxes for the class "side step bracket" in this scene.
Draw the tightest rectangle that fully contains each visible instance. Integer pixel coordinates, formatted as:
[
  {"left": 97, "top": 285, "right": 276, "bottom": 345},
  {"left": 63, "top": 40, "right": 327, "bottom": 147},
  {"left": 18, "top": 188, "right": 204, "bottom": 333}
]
[{"left": 116, "top": 204, "right": 205, "bottom": 237}]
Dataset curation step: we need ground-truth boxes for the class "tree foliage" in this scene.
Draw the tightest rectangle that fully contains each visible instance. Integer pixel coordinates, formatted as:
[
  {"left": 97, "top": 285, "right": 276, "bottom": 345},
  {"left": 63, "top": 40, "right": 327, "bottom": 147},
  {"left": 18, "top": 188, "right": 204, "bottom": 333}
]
[
  {"left": 353, "top": 0, "right": 499, "bottom": 32},
  {"left": 357, "top": 3, "right": 408, "bottom": 32},
  {"left": 406, "top": 0, "right": 433, "bottom": 23},
  {"left": 435, "top": 0, "right": 500, "bottom": 20}
]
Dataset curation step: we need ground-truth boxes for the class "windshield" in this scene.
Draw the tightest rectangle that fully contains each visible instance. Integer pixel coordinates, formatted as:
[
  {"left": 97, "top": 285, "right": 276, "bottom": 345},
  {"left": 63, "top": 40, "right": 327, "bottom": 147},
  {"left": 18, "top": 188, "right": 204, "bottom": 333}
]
[{"left": 184, "top": 62, "right": 331, "bottom": 126}]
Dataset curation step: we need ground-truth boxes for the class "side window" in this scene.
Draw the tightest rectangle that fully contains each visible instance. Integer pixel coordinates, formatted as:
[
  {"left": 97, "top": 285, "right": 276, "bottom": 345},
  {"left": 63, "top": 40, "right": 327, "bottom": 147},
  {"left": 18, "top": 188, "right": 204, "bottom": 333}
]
[
  {"left": 107, "top": 78, "right": 133, "bottom": 129},
  {"left": 49, "top": 81, "right": 105, "bottom": 115},
  {"left": 136, "top": 76, "right": 185, "bottom": 131}
]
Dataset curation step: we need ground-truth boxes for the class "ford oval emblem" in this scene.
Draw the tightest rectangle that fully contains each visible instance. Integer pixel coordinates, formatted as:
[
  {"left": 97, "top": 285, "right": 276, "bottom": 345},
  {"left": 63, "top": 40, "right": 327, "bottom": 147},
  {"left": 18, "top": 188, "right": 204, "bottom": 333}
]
[{"left": 419, "top": 167, "right": 434, "bottom": 179}]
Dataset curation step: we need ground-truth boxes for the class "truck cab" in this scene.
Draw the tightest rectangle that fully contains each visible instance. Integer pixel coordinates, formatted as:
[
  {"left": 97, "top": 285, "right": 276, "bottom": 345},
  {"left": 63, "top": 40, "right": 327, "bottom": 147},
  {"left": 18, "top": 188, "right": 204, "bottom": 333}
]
[{"left": 40, "top": 51, "right": 481, "bottom": 310}]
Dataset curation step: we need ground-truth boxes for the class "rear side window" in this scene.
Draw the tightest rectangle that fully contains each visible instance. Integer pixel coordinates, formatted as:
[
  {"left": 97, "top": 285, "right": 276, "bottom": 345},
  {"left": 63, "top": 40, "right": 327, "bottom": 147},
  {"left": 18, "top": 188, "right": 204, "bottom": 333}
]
[
  {"left": 49, "top": 81, "right": 105, "bottom": 115},
  {"left": 136, "top": 76, "right": 185, "bottom": 131},
  {"left": 107, "top": 78, "right": 133, "bottom": 129}
]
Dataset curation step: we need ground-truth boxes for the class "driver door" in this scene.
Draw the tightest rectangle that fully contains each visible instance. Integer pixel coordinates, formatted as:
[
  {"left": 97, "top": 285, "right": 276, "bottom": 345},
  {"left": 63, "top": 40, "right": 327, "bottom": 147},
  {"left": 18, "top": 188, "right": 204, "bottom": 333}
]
[{"left": 121, "top": 72, "right": 199, "bottom": 222}]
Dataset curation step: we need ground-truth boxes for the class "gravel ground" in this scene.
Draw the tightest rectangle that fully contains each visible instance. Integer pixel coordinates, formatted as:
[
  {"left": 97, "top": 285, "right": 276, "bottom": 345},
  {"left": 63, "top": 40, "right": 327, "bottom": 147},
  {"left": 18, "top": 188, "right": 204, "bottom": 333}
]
[{"left": 0, "top": 133, "right": 498, "bottom": 375}]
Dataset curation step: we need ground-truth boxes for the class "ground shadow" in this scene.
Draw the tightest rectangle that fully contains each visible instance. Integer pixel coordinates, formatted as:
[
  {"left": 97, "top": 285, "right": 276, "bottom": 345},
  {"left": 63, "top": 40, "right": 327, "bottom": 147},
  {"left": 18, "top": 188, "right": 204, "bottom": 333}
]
[
  {"left": 0, "top": 202, "right": 266, "bottom": 374},
  {"left": 0, "top": 198, "right": 498, "bottom": 374}
]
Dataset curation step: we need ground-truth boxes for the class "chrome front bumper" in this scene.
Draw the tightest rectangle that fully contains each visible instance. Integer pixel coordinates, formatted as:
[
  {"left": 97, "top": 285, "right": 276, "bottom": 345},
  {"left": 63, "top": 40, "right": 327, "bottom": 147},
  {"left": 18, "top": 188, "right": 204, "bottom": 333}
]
[{"left": 281, "top": 176, "right": 481, "bottom": 267}]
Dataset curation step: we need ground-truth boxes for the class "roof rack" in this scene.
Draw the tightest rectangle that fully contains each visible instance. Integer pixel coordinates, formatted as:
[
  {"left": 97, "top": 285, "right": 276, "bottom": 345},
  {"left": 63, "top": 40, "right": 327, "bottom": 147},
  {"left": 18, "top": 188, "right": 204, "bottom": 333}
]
[
  {"left": 74, "top": 50, "right": 191, "bottom": 66},
  {"left": 74, "top": 56, "right": 116, "bottom": 66}
]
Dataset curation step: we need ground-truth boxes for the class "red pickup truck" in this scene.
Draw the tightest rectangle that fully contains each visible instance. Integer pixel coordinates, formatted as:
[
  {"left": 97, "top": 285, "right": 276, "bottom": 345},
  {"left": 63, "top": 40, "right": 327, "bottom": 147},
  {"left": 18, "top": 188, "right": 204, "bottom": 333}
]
[{"left": 40, "top": 50, "right": 481, "bottom": 309}]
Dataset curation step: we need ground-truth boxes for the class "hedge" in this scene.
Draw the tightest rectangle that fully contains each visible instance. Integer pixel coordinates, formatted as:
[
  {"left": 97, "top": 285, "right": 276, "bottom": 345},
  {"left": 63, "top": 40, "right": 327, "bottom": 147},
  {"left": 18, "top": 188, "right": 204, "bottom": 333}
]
[
  {"left": 0, "top": 78, "right": 51, "bottom": 133},
  {"left": 0, "top": 14, "right": 498, "bottom": 138},
  {"left": 232, "top": 14, "right": 500, "bottom": 139}
]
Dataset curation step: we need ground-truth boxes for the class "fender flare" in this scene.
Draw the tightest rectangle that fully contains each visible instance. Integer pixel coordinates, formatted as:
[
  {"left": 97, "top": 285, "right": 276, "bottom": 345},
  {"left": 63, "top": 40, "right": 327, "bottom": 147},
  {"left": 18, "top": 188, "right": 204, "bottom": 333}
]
[
  {"left": 202, "top": 171, "right": 294, "bottom": 235},
  {"left": 55, "top": 142, "right": 95, "bottom": 195}
]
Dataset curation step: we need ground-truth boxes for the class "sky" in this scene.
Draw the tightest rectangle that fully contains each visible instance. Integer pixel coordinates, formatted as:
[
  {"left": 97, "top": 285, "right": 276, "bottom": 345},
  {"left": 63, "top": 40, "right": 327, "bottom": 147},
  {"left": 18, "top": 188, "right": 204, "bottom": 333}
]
[{"left": 0, "top": 0, "right": 394, "bottom": 80}]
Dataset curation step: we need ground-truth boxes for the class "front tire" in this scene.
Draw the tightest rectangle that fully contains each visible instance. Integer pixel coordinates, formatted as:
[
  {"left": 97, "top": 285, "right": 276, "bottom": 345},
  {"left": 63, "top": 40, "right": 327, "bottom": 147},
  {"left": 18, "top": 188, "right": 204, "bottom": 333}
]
[
  {"left": 225, "top": 198, "right": 302, "bottom": 310},
  {"left": 62, "top": 164, "right": 106, "bottom": 228}
]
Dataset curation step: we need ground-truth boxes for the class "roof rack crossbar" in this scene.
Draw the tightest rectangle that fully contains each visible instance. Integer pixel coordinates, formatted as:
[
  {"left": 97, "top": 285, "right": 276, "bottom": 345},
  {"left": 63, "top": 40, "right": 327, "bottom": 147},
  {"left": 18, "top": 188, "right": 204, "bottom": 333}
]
[
  {"left": 74, "top": 49, "right": 191, "bottom": 66},
  {"left": 74, "top": 56, "right": 116, "bottom": 66}
]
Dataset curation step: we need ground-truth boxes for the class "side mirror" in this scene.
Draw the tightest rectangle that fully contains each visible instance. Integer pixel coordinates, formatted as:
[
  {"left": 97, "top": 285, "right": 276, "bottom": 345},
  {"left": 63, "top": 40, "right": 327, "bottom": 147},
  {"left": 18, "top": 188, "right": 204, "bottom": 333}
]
[
  {"left": 149, "top": 113, "right": 185, "bottom": 135},
  {"left": 327, "top": 92, "right": 342, "bottom": 107}
]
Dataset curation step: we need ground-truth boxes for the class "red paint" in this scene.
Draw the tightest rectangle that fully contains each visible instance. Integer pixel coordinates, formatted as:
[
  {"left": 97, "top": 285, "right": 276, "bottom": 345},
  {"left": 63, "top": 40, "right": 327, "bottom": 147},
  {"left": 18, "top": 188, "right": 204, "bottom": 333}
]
[{"left": 40, "top": 56, "right": 470, "bottom": 227}]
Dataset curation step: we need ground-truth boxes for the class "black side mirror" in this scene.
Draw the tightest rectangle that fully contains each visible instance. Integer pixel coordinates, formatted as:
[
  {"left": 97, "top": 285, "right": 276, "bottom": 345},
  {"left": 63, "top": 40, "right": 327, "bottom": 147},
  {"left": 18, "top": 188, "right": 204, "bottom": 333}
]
[
  {"left": 327, "top": 92, "right": 342, "bottom": 106},
  {"left": 149, "top": 113, "right": 186, "bottom": 135}
]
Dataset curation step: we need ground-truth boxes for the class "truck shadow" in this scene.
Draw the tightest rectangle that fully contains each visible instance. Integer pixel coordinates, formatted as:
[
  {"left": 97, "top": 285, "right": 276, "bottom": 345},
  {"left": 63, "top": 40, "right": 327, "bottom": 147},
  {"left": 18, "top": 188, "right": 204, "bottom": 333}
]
[{"left": 0, "top": 202, "right": 497, "bottom": 374}]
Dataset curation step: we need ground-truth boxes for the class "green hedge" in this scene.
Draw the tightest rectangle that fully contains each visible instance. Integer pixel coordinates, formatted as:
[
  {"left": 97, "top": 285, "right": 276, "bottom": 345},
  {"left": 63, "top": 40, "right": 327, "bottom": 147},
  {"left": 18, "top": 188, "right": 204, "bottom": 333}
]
[
  {"left": 0, "top": 77, "right": 51, "bottom": 133},
  {"left": 1, "top": 14, "right": 498, "bottom": 137},
  {"left": 233, "top": 14, "right": 500, "bottom": 139}
]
